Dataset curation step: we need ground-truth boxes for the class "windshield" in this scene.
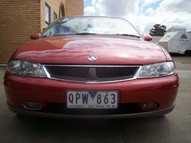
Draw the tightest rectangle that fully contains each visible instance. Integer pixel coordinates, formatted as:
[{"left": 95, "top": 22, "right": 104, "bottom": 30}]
[{"left": 42, "top": 17, "right": 140, "bottom": 38}]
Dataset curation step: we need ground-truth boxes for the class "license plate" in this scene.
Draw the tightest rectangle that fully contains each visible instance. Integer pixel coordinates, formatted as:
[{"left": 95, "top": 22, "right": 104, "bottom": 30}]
[{"left": 67, "top": 91, "right": 118, "bottom": 109}]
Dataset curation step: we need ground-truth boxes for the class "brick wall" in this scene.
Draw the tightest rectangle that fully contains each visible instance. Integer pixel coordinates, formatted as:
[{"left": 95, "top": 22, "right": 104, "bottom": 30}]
[
  {"left": 0, "top": 0, "right": 40, "bottom": 64},
  {"left": 0, "top": 0, "right": 84, "bottom": 64},
  {"left": 65, "top": 0, "right": 84, "bottom": 16}
]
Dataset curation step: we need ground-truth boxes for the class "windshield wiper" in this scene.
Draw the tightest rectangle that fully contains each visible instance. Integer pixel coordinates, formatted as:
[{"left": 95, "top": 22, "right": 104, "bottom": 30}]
[
  {"left": 51, "top": 33, "right": 98, "bottom": 36},
  {"left": 41, "top": 35, "right": 48, "bottom": 38},
  {"left": 74, "top": 32, "right": 98, "bottom": 35},
  {"left": 116, "top": 34, "right": 140, "bottom": 38}
]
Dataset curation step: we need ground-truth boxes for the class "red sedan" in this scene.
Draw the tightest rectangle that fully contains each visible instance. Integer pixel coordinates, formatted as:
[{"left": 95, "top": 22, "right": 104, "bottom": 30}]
[{"left": 4, "top": 16, "right": 179, "bottom": 118}]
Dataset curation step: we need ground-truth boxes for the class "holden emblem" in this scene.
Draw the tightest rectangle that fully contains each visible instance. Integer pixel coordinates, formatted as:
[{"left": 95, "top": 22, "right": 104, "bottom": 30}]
[{"left": 88, "top": 55, "right": 97, "bottom": 61}]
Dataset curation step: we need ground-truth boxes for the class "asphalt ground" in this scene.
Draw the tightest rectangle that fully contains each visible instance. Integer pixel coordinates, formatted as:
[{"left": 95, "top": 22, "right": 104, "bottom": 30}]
[{"left": 0, "top": 56, "right": 191, "bottom": 143}]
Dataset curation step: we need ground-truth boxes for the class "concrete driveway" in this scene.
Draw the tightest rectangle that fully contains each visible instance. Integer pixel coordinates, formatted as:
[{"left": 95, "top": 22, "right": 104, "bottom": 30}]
[{"left": 0, "top": 56, "right": 191, "bottom": 143}]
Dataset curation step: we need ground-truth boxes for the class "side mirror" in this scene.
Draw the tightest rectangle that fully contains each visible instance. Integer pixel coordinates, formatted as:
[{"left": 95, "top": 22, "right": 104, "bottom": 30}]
[
  {"left": 31, "top": 32, "right": 41, "bottom": 40},
  {"left": 144, "top": 34, "right": 153, "bottom": 41}
]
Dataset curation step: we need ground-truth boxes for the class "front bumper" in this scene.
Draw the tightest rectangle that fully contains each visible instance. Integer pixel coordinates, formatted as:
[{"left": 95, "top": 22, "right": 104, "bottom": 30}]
[
  {"left": 4, "top": 72, "right": 179, "bottom": 118},
  {"left": 8, "top": 102, "right": 175, "bottom": 119}
]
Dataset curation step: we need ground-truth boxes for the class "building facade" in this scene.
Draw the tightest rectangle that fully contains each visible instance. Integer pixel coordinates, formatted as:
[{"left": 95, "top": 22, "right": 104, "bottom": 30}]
[{"left": 0, "top": 0, "right": 84, "bottom": 64}]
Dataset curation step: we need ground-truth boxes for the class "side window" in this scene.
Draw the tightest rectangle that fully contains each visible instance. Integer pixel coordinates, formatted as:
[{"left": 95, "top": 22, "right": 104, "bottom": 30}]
[{"left": 45, "top": 3, "right": 51, "bottom": 27}]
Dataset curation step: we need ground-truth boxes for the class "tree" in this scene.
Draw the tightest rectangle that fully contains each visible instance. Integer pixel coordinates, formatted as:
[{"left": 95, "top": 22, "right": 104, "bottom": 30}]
[{"left": 149, "top": 24, "right": 166, "bottom": 36}]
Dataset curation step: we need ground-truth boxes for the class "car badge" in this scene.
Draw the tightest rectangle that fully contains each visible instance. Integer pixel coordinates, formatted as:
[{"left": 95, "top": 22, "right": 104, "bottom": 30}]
[{"left": 88, "top": 55, "right": 97, "bottom": 61}]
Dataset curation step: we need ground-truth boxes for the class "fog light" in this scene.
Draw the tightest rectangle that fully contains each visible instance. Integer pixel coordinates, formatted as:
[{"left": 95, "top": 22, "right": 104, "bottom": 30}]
[
  {"left": 23, "top": 102, "right": 41, "bottom": 110},
  {"left": 143, "top": 103, "right": 159, "bottom": 111}
]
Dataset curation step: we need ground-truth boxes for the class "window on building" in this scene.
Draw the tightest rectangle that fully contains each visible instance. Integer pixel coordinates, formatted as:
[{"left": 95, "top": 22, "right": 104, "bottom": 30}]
[
  {"left": 45, "top": 3, "right": 51, "bottom": 27},
  {"left": 54, "top": 12, "right": 57, "bottom": 21},
  {"left": 59, "top": 4, "right": 65, "bottom": 18}
]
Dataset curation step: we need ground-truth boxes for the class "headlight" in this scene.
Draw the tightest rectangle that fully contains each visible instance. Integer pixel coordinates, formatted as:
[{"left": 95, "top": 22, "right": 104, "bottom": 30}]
[
  {"left": 7, "top": 60, "right": 46, "bottom": 77},
  {"left": 137, "top": 62, "right": 175, "bottom": 78}
]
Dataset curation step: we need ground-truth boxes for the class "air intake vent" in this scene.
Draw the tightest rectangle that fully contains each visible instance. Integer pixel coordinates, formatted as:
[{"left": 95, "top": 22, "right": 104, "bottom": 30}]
[{"left": 43, "top": 65, "right": 139, "bottom": 83}]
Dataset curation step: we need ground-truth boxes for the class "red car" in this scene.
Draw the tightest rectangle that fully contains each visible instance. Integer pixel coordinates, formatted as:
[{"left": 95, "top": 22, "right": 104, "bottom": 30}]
[{"left": 4, "top": 16, "right": 179, "bottom": 118}]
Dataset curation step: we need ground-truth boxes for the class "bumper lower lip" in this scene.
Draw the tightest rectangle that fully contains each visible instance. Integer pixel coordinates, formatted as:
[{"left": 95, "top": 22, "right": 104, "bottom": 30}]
[{"left": 7, "top": 103, "right": 175, "bottom": 119}]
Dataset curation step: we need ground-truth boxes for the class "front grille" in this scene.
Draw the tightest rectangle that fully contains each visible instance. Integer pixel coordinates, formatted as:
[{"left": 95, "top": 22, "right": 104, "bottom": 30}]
[{"left": 43, "top": 65, "right": 139, "bottom": 83}]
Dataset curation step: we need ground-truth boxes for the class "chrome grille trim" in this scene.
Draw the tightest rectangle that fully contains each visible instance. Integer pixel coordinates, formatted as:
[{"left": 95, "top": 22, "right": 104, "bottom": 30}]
[{"left": 43, "top": 65, "right": 141, "bottom": 83}]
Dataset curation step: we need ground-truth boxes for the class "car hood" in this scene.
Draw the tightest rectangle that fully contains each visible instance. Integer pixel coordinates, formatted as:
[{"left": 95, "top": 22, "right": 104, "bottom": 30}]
[{"left": 12, "top": 35, "right": 170, "bottom": 65}]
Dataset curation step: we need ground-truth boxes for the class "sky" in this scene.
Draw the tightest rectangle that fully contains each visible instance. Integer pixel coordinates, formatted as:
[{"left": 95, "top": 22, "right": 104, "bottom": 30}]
[{"left": 84, "top": 0, "right": 191, "bottom": 34}]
